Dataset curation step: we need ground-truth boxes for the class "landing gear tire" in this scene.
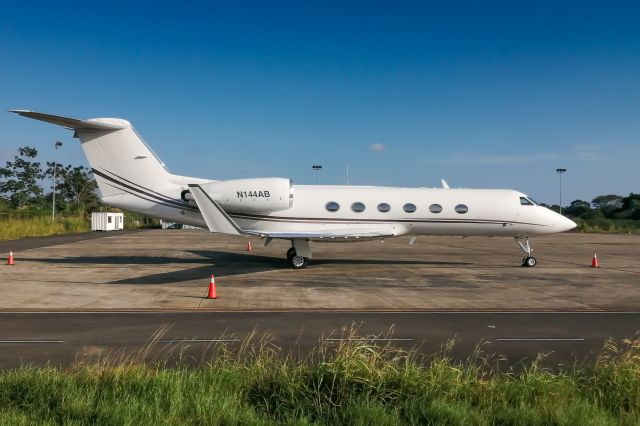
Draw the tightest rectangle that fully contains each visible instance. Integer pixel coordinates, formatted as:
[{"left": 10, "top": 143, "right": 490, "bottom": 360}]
[
  {"left": 286, "top": 247, "right": 296, "bottom": 261},
  {"left": 291, "top": 255, "right": 308, "bottom": 269},
  {"left": 522, "top": 256, "right": 537, "bottom": 267}
]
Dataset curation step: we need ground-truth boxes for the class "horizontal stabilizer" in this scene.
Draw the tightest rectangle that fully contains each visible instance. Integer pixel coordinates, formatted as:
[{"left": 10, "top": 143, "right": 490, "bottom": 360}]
[
  {"left": 188, "top": 184, "right": 244, "bottom": 235},
  {"left": 9, "top": 110, "right": 125, "bottom": 131}
]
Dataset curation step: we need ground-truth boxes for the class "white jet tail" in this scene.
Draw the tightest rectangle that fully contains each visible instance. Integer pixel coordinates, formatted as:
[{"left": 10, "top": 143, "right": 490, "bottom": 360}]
[{"left": 10, "top": 110, "right": 177, "bottom": 203}]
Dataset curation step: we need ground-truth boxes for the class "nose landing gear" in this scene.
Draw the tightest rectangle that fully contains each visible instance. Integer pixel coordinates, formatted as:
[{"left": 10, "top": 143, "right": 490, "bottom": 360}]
[{"left": 515, "top": 236, "right": 537, "bottom": 267}]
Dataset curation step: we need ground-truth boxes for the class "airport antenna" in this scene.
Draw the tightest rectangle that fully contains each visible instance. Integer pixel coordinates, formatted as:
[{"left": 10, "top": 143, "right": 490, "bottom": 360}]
[
  {"left": 556, "top": 168, "right": 567, "bottom": 215},
  {"left": 346, "top": 163, "right": 349, "bottom": 185}
]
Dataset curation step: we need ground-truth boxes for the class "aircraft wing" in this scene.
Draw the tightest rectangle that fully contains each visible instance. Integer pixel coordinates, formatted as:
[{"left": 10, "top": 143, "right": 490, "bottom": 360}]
[
  {"left": 243, "top": 228, "right": 399, "bottom": 239},
  {"left": 188, "top": 184, "right": 244, "bottom": 235}
]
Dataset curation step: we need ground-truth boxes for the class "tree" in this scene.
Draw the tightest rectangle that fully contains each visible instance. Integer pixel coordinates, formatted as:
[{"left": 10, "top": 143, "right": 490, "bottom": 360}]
[
  {"left": 0, "top": 146, "right": 45, "bottom": 208},
  {"left": 617, "top": 193, "right": 640, "bottom": 220},
  {"left": 592, "top": 194, "right": 623, "bottom": 209},
  {"left": 570, "top": 200, "right": 591, "bottom": 208},
  {"left": 620, "top": 193, "right": 640, "bottom": 211},
  {"left": 564, "top": 200, "right": 592, "bottom": 218},
  {"left": 44, "top": 163, "right": 100, "bottom": 212}
]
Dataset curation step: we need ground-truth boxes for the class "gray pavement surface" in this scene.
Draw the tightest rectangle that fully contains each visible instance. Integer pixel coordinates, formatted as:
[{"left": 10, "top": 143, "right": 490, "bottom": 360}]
[
  {"left": 0, "top": 229, "right": 144, "bottom": 253},
  {"left": 0, "top": 311, "right": 638, "bottom": 368},
  {"left": 0, "top": 229, "right": 638, "bottom": 311}
]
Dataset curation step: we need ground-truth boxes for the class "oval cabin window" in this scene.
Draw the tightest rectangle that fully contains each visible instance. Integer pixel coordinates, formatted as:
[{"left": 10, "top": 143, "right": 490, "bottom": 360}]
[
  {"left": 455, "top": 204, "right": 469, "bottom": 214},
  {"left": 325, "top": 201, "right": 340, "bottom": 212},
  {"left": 377, "top": 203, "right": 391, "bottom": 213},
  {"left": 403, "top": 203, "right": 417, "bottom": 213},
  {"left": 429, "top": 204, "right": 443, "bottom": 213},
  {"left": 351, "top": 202, "right": 366, "bottom": 213}
]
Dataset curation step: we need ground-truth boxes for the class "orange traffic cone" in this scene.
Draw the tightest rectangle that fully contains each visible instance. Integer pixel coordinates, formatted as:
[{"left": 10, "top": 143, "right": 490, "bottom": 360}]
[
  {"left": 7, "top": 251, "right": 15, "bottom": 265},
  {"left": 591, "top": 253, "right": 599, "bottom": 268},
  {"left": 247, "top": 241, "right": 252, "bottom": 252},
  {"left": 206, "top": 274, "right": 218, "bottom": 299}
]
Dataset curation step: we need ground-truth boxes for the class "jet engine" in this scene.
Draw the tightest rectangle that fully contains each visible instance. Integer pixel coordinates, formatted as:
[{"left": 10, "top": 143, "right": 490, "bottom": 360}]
[{"left": 182, "top": 178, "right": 293, "bottom": 213}]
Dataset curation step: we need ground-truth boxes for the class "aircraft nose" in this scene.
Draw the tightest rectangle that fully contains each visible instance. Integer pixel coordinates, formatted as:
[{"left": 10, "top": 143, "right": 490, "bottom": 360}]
[
  {"left": 557, "top": 214, "right": 577, "bottom": 232},
  {"left": 541, "top": 208, "right": 577, "bottom": 233}
]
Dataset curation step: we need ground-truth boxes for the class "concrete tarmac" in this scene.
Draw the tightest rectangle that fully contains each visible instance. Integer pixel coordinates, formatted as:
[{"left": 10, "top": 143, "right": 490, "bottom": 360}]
[
  {"left": 0, "top": 229, "right": 143, "bottom": 253},
  {"left": 0, "top": 229, "right": 638, "bottom": 311},
  {"left": 0, "top": 311, "right": 638, "bottom": 369}
]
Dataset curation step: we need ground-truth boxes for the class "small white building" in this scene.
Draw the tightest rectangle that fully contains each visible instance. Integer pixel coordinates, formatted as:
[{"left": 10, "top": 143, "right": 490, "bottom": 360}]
[{"left": 91, "top": 212, "right": 124, "bottom": 231}]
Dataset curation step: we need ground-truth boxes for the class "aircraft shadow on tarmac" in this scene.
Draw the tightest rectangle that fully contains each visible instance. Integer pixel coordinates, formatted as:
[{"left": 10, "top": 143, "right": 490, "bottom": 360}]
[{"left": 22, "top": 251, "right": 470, "bottom": 285}]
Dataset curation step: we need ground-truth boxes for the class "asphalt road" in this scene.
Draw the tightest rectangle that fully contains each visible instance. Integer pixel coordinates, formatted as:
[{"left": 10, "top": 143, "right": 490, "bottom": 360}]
[{"left": 0, "top": 311, "right": 638, "bottom": 369}]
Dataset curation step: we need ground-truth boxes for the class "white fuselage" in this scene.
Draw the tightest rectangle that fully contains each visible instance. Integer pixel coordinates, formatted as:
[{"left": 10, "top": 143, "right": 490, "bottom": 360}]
[{"left": 106, "top": 181, "right": 576, "bottom": 240}]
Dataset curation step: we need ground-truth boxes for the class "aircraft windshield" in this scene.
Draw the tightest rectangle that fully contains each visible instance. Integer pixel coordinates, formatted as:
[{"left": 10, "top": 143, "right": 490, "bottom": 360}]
[{"left": 520, "top": 196, "right": 539, "bottom": 206}]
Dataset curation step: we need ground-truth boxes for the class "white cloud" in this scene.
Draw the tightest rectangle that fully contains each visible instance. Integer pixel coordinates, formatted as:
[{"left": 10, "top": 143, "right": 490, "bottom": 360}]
[
  {"left": 426, "top": 152, "right": 559, "bottom": 166},
  {"left": 572, "top": 144, "right": 609, "bottom": 162},
  {"left": 370, "top": 143, "right": 386, "bottom": 152}
]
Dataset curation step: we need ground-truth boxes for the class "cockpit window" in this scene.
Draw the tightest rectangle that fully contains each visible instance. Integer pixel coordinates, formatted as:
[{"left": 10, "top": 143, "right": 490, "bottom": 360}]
[
  {"left": 520, "top": 197, "right": 534, "bottom": 206},
  {"left": 528, "top": 197, "right": 540, "bottom": 205}
]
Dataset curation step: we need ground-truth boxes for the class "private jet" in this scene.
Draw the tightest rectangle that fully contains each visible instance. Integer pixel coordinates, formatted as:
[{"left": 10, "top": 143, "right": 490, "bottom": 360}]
[{"left": 11, "top": 110, "right": 577, "bottom": 269}]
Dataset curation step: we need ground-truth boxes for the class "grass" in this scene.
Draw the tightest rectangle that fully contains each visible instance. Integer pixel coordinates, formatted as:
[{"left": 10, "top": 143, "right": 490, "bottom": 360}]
[
  {"left": 0, "top": 330, "right": 639, "bottom": 425},
  {"left": 0, "top": 215, "right": 89, "bottom": 240},
  {"left": 0, "top": 212, "right": 153, "bottom": 240}
]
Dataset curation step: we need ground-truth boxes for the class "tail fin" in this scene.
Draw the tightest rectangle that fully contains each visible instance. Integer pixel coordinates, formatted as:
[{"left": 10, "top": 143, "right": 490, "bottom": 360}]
[{"left": 10, "top": 110, "right": 173, "bottom": 200}]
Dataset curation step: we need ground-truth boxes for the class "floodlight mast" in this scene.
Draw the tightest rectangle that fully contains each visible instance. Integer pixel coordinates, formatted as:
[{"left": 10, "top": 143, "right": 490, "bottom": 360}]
[
  {"left": 312, "top": 164, "right": 322, "bottom": 184},
  {"left": 556, "top": 168, "right": 567, "bottom": 214},
  {"left": 52, "top": 141, "right": 63, "bottom": 220}
]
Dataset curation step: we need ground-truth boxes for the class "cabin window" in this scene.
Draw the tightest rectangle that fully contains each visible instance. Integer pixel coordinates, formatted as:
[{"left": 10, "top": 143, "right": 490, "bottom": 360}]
[
  {"left": 351, "top": 202, "right": 366, "bottom": 213},
  {"left": 520, "top": 197, "right": 534, "bottom": 206},
  {"left": 455, "top": 204, "right": 468, "bottom": 214},
  {"left": 429, "top": 204, "right": 443, "bottom": 213},
  {"left": 377, "top": 203, "right": 391, "bottom": 213},
  {"left": 326, "top": 201, "right": 340, "bottom": 212},
  {"left": 403, "top": 203, "right": 417, "bottom": 213}
]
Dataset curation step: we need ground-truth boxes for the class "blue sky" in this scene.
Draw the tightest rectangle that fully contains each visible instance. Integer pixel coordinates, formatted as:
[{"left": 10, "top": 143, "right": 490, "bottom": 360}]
[{"left": 1, "top": 1, "right": 638, "bottom": 204}]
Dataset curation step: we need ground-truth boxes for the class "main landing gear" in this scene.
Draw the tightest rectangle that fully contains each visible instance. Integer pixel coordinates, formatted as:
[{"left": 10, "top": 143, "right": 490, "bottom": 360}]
[
  {"left": 515, "top": 236, "right": 537, "bottom": 267},
  {"left": 287, "top": 239, "right": 312, "bottom": 269},
  {"left": 286, "top": 247, "right": 307, "bottom": 269}
]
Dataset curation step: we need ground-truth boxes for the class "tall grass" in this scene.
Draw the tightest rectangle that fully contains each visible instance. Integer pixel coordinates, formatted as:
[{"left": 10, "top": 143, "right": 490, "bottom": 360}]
[
  {"left": 0, "top": 330, "right": 638, "bottom": 425},
  {"left": 0, "top": 215, "right": 89, "bottom": 240}
]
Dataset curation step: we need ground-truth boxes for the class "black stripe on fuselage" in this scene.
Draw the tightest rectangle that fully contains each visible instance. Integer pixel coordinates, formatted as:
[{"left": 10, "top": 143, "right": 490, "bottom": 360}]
[
  {"left": 102, "top": 182, "right": 192, "bottom": 211},
  {"left": 97, "top": 168, "right": 180, "bottom": 205},
  {"left": 227, "top": 212, "right": 548, "bottom": 227},
  {"left": 91, "top": 168, "right": 197, "bottom": 212}
]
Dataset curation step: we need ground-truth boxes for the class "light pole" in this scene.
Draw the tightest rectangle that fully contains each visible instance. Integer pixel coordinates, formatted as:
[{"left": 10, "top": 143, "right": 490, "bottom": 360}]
[
  {"left": 312, "top": 164, "right": 322, "bottom": 184},
  {"left": 52, "top": 141, "right": 63, "bottom": 220},
  {"left": 556, "top": 168, "right": 566, "bottom": 215}
]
